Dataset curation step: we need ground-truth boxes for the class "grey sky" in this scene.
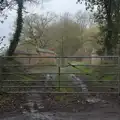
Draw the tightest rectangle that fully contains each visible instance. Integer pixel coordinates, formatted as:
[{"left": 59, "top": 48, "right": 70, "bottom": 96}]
[
  {"left": 0, "top": 0, "right": 85, "bottom": 47},
  {"left": 32, "top": 0, "right": 85, "bottom": 14}
]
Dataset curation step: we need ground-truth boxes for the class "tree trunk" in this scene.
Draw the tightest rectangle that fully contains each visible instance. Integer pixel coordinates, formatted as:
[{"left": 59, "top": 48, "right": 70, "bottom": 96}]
[
  {"left": 104, "top": 0, "right": 113, "bottom": 55},
  {"left": 7, "top": 0, "right": 23, "bottom": 56}
]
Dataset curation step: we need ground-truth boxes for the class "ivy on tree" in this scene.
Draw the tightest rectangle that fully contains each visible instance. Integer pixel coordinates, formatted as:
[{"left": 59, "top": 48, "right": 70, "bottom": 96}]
[{"left": 7, "top": 0, "right": 24, "bottom": 56}]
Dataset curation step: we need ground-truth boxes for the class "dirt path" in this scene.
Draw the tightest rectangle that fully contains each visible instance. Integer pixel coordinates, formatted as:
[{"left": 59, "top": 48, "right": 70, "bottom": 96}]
[
  {"left": 0, "top": 68, "right": 120, "bottom": 120},
  {"left": 0, "top": 81, "right": 120, "bottom": 120},
  {"left": 0, "top": 101, "right": 120, "bottom": 120}
]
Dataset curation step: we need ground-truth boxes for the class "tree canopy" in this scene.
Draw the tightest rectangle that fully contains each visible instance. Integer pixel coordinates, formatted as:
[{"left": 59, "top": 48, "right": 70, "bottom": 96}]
[
  {"left": 1, "top": 0, "right": 120, "bottom": 56},
  {"left": 0, "top": 0, "right": 44, "bottom": 56},
  {"left": 17, "top": 11, "right": 99, "bottom": 58},
  {"left": 77, "top": 0, "right": 120, "bottom": 55}
]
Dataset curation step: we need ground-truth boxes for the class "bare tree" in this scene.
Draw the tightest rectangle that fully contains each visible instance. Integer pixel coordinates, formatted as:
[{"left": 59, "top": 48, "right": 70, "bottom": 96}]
[
  {"left": 0, "top": 0, "right": 49, "bottom": 56},
  {"left": 74, "top": 10, "right": 95, "bottom": 44},
  {"left": 20, "top": 12, "right": 57, "bottom": 50}
]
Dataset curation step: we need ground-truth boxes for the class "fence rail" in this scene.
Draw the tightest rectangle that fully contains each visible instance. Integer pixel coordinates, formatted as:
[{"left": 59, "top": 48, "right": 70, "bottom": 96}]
[
  {"left": 0, "top": 56, "right": 120, "bottom": 95},
  {"left": 1, "top": 64, "right": 118, "bottom": 67},
  {"left": 1, "top": 55, "right": 119, "bottom": 58}
]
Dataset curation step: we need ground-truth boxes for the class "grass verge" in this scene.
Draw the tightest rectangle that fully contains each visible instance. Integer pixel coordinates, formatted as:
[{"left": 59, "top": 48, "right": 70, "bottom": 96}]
[{"left": 60, "top": 60, "right": 118, "bottom": 93}]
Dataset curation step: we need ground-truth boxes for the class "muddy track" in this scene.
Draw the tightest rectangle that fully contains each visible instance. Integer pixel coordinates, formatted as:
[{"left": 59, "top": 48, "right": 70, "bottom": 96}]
[
  {"left": 0, "top": 74, "right": 120, "bottom": 120},
  {"left": 0, "top": 98, "right": 120, "bottom": 120}
]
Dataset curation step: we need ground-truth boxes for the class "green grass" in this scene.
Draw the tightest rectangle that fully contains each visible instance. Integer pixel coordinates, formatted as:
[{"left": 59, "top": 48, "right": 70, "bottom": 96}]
[
  {"left": 61, "top": 61, "right": 94, "bottom": 80},
  {"left": 1, "top": 58, "right": 47, "bottom": 92},
  {"left": 58, "top": 60, "right": 118, "bottom": 93},
  {"left": 61, "top": 61, "right": 93, "bottom": 73},
  {"left": 70, "top": 61, "right": 93, "bottom": 73},
  {"left": 54, "top": 74, "right": 74, "bottom": 91},
  {"left": 53, "top": 74, "right": 75, "bottom": 102},
  {"left": 60, "top": 60, "right": 118, "bottom": 87}
]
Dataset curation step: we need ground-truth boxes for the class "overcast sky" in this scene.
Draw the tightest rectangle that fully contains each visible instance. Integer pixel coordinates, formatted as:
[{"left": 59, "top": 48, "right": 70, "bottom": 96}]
[{"left": 0, "top": 0, "right": 85, "bottom": 48}]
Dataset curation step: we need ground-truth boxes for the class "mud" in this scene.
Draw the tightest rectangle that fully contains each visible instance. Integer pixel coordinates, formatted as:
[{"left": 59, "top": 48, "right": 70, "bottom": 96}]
[{"left": 0, "top": 74, "right": 120, "bottom": 120}]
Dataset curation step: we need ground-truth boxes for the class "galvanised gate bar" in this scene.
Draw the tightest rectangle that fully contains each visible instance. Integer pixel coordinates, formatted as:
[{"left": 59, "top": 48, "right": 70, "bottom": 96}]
[{"left": 0, "top": 56, "right": 119, "bottom": 96}]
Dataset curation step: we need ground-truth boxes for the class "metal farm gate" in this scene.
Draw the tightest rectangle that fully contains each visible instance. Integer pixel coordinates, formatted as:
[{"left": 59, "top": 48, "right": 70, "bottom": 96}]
[{"left": 0, "top": 55, "right": 119, "bottom": 96}]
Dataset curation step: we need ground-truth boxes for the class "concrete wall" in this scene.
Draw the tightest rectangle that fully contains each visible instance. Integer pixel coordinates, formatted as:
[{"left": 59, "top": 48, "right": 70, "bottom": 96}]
[
  {"left": 14, "top": 51, "right": 56, "bottom": 66},
  {"left": 15, "top": 54, "right": 40, "bottom": 66},
  {"left": 40, "top": 52, "right": 56, "bottom": 64},
  {"left": 91, "top": 53, "right": 101, "bottom": 65}
]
